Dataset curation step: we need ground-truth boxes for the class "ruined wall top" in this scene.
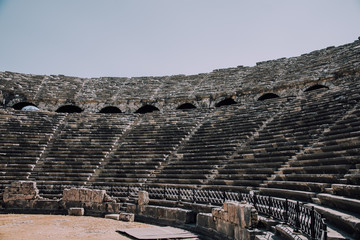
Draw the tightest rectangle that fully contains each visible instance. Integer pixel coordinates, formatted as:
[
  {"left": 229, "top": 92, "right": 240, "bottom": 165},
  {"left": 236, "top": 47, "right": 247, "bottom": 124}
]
[{"left": 1, "top": 39, "right": 360, "bottom": 113}]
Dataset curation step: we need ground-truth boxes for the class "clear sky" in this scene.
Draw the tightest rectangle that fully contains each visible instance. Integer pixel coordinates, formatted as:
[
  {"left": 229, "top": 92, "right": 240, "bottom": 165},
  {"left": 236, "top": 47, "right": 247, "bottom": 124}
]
[{"left": 0, "top": 0, "right": 359, "bottom": 78}]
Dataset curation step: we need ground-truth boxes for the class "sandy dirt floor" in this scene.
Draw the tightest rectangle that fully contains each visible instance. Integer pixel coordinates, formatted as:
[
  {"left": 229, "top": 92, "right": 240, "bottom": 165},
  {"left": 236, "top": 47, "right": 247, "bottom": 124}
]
[{"left": 0, "top": 214, "right": 155, "bottom": 240}]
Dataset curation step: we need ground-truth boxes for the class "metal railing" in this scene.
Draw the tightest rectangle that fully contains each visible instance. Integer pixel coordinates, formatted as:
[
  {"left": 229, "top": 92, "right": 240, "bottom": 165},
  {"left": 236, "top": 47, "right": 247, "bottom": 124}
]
[{"left": 2, "top": 184, "right": 327, "bottom": 240}]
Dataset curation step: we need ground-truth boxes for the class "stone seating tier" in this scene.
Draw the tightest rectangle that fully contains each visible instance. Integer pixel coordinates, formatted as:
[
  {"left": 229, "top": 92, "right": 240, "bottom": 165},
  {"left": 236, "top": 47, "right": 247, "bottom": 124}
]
[{"left": 92, "top": 111, "right": 202, "bottom": 187}]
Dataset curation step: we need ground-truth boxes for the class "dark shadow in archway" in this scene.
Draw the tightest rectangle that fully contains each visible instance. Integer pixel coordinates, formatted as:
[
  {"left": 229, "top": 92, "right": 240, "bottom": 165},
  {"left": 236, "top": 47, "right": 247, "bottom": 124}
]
[
  {"left": 135, "top": 105, "right": 159, "bottom": 114},
  {"left": 12, "top": 102, "right": 37, "bottom": 110},
  {"left": 56, "top": 105, "right": 83, "bottom": 113},
  {"left": 177, "top": 103, "right": 196, "bottom": 110},
  {"left": 99, "top": 106, "right": 122, "bottom": 113},
  {"left": 258, "top": 93, "right": 280, "bottom": 101},
  {"left": 215, "top": 98, "right": 237, "bottom": 107},
  {"left": 304, "top": 84, "right": 329, "bottom": 92}
]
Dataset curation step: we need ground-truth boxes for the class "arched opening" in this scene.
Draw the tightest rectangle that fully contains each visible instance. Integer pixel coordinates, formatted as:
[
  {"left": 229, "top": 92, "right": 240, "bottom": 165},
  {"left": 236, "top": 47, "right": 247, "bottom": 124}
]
[
  {"left": 12, "top": 102, "right": 37, "bottom": 110},
  {"left": 56, "top": 105, "right": 83, "bottom": 113},
  {"left": 215, "top": 98, "right": 237, "bottom": 107},
  {"left": 304, "top": 84, "right": 329, "bottom": 92},
  {"left": 177, "top": 103, "right": 196, "bottom": 110},
  {"left": 135, "top": 105, "right": 159, "bottom": 114},
  {"left": 99, "top": 106, "right": 122, "bottom": 113},
  {"left": 258, "top": 93, "right": 280, "bottom": 101}
]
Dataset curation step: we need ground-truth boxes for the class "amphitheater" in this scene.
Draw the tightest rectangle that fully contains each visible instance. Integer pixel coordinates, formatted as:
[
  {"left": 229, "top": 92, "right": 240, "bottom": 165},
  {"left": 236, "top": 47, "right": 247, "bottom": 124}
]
[{"left": 1, "top": 38, "right": 360, "bottom": 240}]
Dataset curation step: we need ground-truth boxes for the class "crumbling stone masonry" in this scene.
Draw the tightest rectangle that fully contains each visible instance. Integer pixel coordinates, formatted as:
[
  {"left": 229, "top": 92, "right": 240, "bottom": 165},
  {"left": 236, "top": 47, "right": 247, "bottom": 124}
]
[
  {"left": 1, "top": 181, "right": 120, "bottom": 216},
  {"left": 2, "top": 181, "right": 60, "bottom": 212},
  {"left": 197, "top": 201, "right": 259, "bottom": 240},
  {"left": 128, "top": 191, "right": 259, "bottom": 240},
  {"left": 62, "top": 187, "right": 120, "bottom": 216}
]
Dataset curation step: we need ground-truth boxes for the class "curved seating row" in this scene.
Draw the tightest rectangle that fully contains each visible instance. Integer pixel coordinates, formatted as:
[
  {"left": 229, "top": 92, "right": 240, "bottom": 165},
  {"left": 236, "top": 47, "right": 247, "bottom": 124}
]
[{"left": 0, "top": 82, "right": 360, "bottom": 236}]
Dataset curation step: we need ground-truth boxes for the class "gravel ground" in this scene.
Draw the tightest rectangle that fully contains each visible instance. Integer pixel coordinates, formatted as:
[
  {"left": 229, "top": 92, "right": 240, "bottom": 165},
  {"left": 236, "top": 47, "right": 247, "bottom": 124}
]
[{"left": 0, "top": 214, "right": 154, "bottom": 240}]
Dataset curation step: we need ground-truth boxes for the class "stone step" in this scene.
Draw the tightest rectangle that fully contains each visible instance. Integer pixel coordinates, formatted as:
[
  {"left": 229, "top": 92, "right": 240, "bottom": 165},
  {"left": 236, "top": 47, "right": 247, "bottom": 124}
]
[
  {"left": 264, "top": 180, "right": 331, "bottom": 193},
  {"left": 289, "top": 156, "right": 359, "bottom": 167},
  {"left": 280, "top": 164, "right": 352, "bottom": 174},
  {"left": 305, "top": 203, "right": 360, "bottom": 239},
  {"left": 273, "top": 174, "right": 343, "bottom": 183},
  {"left": 259, "top": 187, "right": 316, "bottom": 202},
  {"left": 317, "top": 193, "right": 360, "bottom": 214},
  {"left": 331, "top": 184, "right": 360, "bottom": 199}
]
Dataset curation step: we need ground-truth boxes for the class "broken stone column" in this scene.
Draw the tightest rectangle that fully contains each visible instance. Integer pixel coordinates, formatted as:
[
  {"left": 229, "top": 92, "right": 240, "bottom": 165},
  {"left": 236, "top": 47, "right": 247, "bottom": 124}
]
[{"left": 138, "top": 191, "right": 149, "bottom": 206}]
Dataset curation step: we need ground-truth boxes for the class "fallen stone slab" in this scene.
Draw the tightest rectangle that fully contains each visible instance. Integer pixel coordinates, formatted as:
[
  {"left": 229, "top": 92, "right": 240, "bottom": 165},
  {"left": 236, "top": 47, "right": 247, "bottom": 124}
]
[
  {"left": 105, "top": 214, "right": 120, "bottom": 221},
  {"left": 119, "top": 212, "right": 135, "bottom": 222},
  {"left": 117, "top": 226, "right": 198, "bottom": 239}
]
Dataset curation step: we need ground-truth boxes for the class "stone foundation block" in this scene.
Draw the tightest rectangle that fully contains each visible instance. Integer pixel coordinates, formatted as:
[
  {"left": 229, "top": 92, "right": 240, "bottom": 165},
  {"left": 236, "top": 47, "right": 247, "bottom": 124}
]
[
  {"left": 215, "top": 218, "right": 234, "bottom": 239},
  {"left": 4, "top": 199, "right": 32, "bottom": 208},
  {"left": 3, "top": 181, "right": 40, "bottom": 203},
  {"left": 105, "top": 202, "right": 121, "bottom": 213},
  {"left": 126, "top": 203, "right": 136, "bottom": 214},
  {"left": 32, "top": 199, "right": 61, "bottom": 211},
  {"left": 175, "top": 207, "right": 196, "bottom": 224},
  {"left": 139, "top": 205, "right": 195, "bottom": 224},
  {"left": 197, "top": 212, "right": 216, "bottom": 230},
  {"left": 68, "top": 207, "right": 84, "bottom": 216}
]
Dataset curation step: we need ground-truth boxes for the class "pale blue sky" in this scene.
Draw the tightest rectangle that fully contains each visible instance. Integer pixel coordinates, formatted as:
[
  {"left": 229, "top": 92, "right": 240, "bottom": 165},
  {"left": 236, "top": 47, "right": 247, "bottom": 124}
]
[{"left": 0, "top": 0, "right": 359, "bottom": 78}]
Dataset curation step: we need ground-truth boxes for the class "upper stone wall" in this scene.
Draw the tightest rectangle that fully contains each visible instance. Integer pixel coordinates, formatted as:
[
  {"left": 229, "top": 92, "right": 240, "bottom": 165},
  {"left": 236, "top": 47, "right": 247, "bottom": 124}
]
[{"left": 1, "top": 39, "right": 360, "bottom": 113}]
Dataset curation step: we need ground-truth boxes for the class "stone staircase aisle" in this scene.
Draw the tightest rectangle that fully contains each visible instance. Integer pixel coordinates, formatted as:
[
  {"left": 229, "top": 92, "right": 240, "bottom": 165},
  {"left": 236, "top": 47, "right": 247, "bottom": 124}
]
[
  {"left": 32, "top": 113, "right": 136, "bottom": 199},
  {"left": 0, "top": 110, "right": 65, "bottom": 187},
  {"left": 90, "top": 110, "right": 206, "bottom": 196}
]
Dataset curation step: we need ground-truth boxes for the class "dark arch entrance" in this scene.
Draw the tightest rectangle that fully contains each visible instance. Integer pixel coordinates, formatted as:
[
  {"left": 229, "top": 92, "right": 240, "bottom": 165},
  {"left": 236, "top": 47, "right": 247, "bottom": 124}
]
[
  {"left": 56, "top": 105, "right": 83, "bottom": 113},
  {"left": 215, "top": 98, "right": 236, "bottom": 107},
  {"left": 304, "top": 84, "right": 329, "bottom": 92},
  {"left": 12, "top": 102, "right": 37, "bottom": 110},
  {"left": 258, "top": 93, "right": 280, "bottom": 101},
  {"left": 135, "top": 105, "right": 159, "bottom": 114},
  {"left": 177, "top": 103, "right": 196, "bottom": 110},
  {"left": 99, "top": 106, "right": 122, "bottom": 113}
]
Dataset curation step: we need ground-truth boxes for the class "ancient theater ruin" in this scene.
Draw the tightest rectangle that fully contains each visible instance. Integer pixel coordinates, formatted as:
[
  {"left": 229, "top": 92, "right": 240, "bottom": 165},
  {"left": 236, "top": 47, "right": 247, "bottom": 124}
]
[{"left": 0, "top": 38, "right": 360, "bottom": 240}]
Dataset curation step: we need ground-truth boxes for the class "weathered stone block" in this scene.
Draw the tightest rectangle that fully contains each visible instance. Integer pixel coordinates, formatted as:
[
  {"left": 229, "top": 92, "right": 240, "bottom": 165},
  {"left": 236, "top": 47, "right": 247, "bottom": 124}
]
[
  {"left": 119, "top": 212, "right": 135, "bottom": 222},
  {"left": 79, "top": 188, "right": 91, "bottom": 202},
  {"left": 68, "top": 207, "right": 84, "bottom": 216},
  {"left": 3, "top": 181, "right": 40, "bottom": 203},
  {"left": 126, "top": 203, "right": 136, "bottom": 214},
  {"left": 244, "top": 204, "right": 258, "bottom": 228},
  {"left": 105, "top": 214, "right": 120, "bottom": 220},
  {"left": 138, "top": 191, "right": 149, "bottom": 206},
  {"left": 227, "top": 201, "right": 238, "bottom": 223},
  {"left": 32, "top": 199, "right": 61, "bottom": 210},
  {"left": 175, "top": 208, "right": 196, "bottom": 224},
  {"left": 4, "top": 199, "right": 32, "bottom": 208},
  {"left": 105, "top": 202, "right": 120, "bottom": 213},
  {"left": 197, "top": 212, "right": 216, "bottom": 230},
  {"left": 62, "top": 188, "right": 80, "bottom": 202},
  {"left": 91, "top": 189, "right": 106, "bottom": 203},
  {"left": 211, "top": 207, "right": 222, "bottom": 219},
  {"left": 215, "top": 218, "right": 234, "bottom": 239},
  {"left": 139, "top": 205, "right": 195, "bottom": 224},
  {"left": 234, "top": 226, "right": 251, "bottom": 240}
]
